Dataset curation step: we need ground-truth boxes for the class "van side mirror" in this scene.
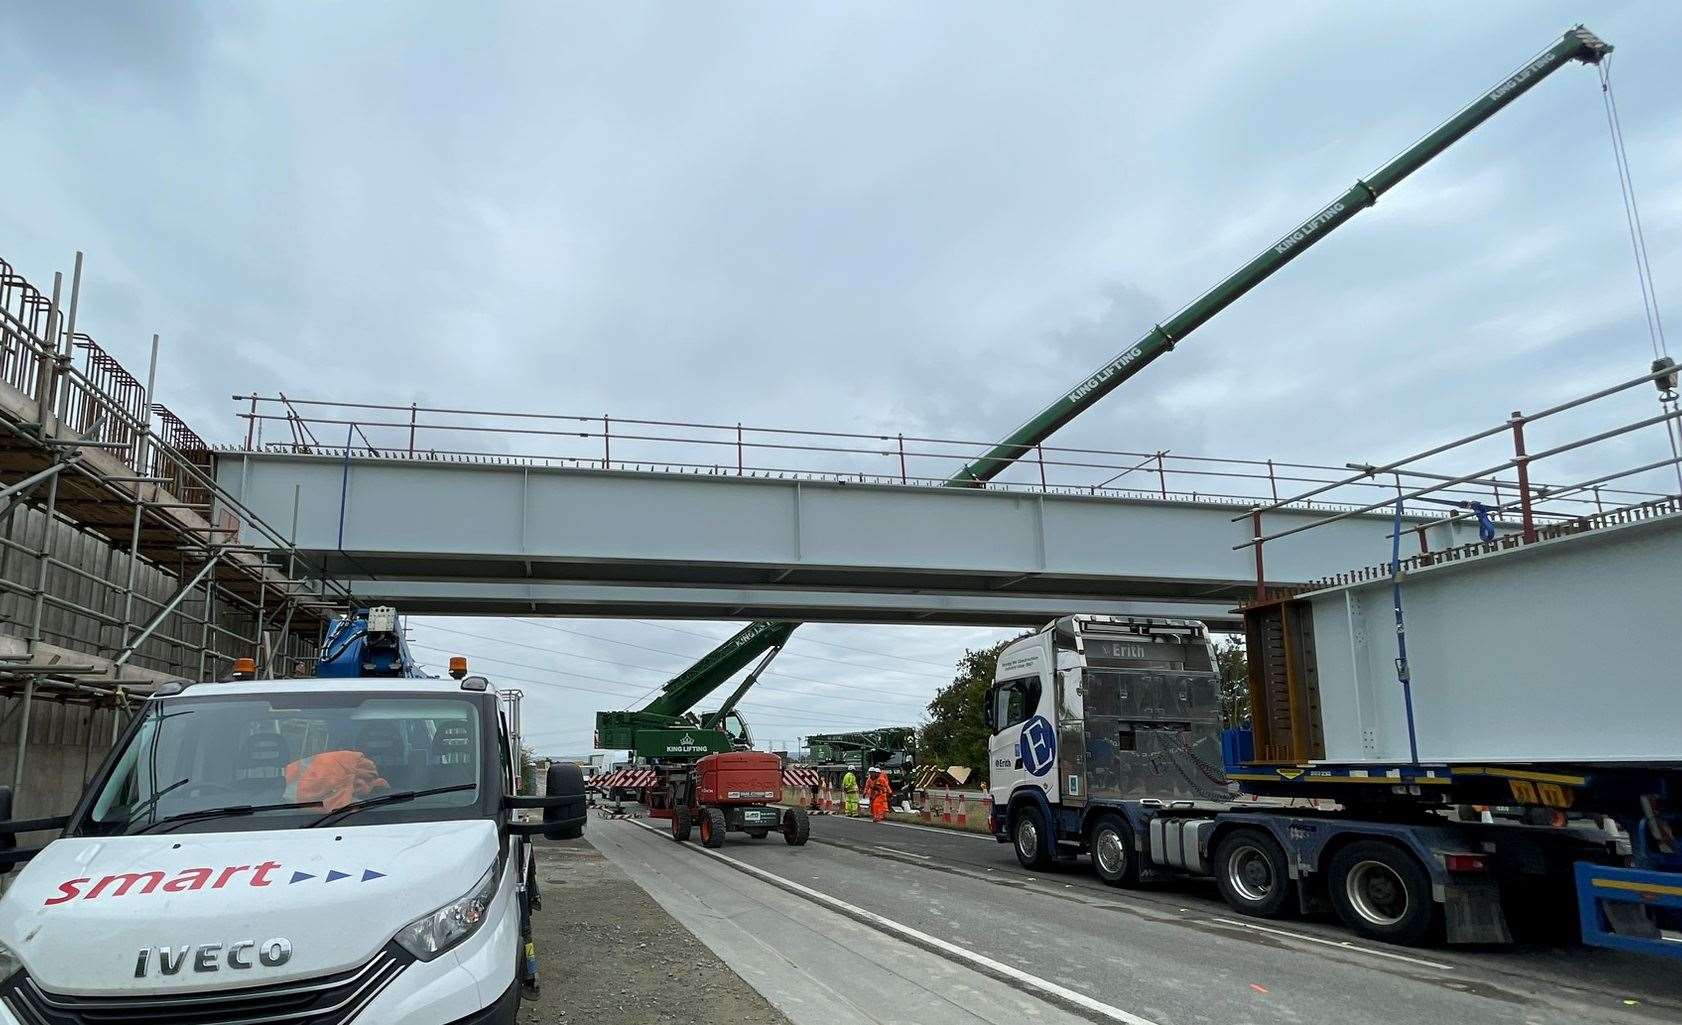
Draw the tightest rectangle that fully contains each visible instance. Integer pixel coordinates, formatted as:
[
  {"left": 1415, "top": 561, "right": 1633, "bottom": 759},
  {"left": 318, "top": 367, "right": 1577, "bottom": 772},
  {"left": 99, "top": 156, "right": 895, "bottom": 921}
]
[
  {"left": 505, "top": 763, "right": 586, "bottom": 840},
  {"left": 0, "top": 786, "right": 70, "bottom": 871}
]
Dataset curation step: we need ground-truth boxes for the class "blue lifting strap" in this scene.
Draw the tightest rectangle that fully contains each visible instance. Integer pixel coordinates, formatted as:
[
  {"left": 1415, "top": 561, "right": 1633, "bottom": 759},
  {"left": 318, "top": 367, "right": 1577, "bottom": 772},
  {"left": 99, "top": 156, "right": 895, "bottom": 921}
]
[{"left": 1469, "top": 501, "right": 1497, "bottom": 542}]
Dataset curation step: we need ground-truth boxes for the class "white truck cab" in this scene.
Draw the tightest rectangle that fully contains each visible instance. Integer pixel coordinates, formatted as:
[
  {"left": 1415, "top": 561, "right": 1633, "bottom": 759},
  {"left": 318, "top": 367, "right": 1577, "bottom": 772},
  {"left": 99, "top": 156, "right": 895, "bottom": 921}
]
[
  {"left": 986, "top": 615, "right": 1220, "bottom": 870},
  {"left": 0, "top": 672, "right": 584, "bottom": 1025}
]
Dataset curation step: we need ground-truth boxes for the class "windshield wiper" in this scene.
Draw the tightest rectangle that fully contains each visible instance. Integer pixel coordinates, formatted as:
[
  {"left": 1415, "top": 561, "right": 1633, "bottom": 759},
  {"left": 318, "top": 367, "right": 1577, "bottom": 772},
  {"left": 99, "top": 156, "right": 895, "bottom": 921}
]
[
  {"left": 122, "top": 777, "right": 192, "bottom": 827},
  {"left": 304, "top": 784, "right": 476, "bottom": 829},
  {"left": 133, "top": 799, "right": 326, "bottom": 835}
]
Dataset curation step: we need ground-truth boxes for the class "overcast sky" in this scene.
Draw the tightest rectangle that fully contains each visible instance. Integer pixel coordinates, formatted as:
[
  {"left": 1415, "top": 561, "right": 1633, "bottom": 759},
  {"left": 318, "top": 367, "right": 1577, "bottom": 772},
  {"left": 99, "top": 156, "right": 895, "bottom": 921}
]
[{"left": 3, "top": 3, "right": 1679, "bottom": 755}]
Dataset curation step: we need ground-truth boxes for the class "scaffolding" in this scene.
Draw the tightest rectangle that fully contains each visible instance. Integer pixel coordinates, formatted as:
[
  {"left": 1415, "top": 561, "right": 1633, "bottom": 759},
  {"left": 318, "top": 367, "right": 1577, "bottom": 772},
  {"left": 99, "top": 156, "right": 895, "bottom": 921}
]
[{"left": 0, "top": 250, "right": 349, "bottom": 815}]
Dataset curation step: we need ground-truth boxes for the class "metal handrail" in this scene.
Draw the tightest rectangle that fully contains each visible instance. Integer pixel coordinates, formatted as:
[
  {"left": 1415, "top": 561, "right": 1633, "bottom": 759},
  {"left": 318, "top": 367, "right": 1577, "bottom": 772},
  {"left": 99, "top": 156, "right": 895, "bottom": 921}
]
[
  {"left": 1233, "top": 361, "right": 1681, "bottom": 522},
  {"left": 229, "top": 394, "right": 1663, "bottom": 519},
  {"left": 226, "top": 392, "right": 1669, "bottom": 497},
  {"left": 1222, "top": 365, "right": 1682, "bottom": 599},
  {"left": 1240, "top": 405, "right": 1682, "bottom": 549}
]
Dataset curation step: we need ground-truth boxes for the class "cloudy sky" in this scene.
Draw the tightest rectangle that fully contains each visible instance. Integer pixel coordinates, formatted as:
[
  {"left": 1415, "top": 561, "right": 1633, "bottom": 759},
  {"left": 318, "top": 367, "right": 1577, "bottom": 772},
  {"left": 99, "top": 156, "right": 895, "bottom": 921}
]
[{"left": 3, "top": 3, "right": 1679, "bottom": 755}]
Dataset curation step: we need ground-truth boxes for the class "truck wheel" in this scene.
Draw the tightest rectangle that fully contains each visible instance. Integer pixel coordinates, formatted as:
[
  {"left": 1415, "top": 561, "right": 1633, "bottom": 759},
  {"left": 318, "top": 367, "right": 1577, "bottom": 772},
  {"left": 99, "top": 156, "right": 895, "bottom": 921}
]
[
  {"left": 1012, "top": 804, "right": 1052, "bottom": 870},
  {"left": 1089, "top": 814, "right": 1140, "bottom": 887},
  {"left": 1214, "top": 828, "right": 1295, "bottom": 919},
  {"left": 782, "top": 806, "right": 810, "bottom": 846},
  {"left": 700, "top": 807, "right": 728, "bottom": 848},
  {"left": 671, "top": 806, "right": 692, "bottom": 842},
  {"left": 1329, "top": 841, "right": 1439, "bottom": 945}
]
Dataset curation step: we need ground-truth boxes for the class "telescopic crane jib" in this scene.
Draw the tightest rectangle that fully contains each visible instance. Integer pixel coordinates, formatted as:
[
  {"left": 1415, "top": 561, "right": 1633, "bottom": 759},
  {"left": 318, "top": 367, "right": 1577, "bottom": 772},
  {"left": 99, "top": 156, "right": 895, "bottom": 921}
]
[{"left": 594, "top": 25, "right": 1612, "bottom": 758}]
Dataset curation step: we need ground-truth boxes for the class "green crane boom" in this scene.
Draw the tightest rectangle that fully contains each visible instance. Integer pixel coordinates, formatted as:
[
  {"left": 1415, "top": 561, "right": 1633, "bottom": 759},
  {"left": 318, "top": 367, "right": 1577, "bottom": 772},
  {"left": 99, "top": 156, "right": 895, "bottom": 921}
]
[
  {"left": 596, "top": 26, "right": 1610, "bottom": 758},
  {"left": 595, "top": 621, "right": 795, "bottom": 753},
  {"left": 952, "top": 25, "right": 1609, "bottom": 483}
]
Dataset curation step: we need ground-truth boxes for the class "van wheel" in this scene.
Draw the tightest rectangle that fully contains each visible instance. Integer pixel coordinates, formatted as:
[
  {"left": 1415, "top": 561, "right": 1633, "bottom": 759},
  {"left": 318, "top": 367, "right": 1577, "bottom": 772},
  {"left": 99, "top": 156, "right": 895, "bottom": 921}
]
[
  {"left": 1214, "top": 828, "right": 1296, "bottom": 919},
  {"left": 671, "top": 807, "right": 692, "bottom": 842},
  {"left": 1089, "top": 814, "right": 1140, "bottom": 887},
  {"left": 782, "top": 806, "right": 810, "bottom": 846},
  {"left": 700, "top": 807, "right": 727, "bottom": 848},
  {"left": 1329, "top": 841, "right": 1439, "bottom": 946},
  {"left": 1012, "top": 804, "right": 1052, "bottom": 870}
]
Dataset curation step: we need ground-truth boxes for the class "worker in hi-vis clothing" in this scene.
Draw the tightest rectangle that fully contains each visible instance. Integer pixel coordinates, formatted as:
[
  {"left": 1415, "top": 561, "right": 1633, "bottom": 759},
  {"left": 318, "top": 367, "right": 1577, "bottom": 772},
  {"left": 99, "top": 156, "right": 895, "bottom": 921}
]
[
  {"left": 867, "top": 768, "right": 893, "bottom": 823},
  {"left": 842, "top": 769, "right": 860, "bottom": 816}
]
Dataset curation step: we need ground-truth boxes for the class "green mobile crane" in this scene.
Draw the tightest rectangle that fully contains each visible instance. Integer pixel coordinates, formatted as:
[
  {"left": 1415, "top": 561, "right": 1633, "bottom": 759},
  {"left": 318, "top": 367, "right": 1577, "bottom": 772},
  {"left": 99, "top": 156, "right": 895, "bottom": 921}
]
[
  {"left": 807, "top": 727, "right": 919, "bottom": 793},
  {"left": 594, "top": 25, "right": 1610, "bottom": 761},
  {"left": 594, "top": 620, "right": 794, "bottom": 757}
]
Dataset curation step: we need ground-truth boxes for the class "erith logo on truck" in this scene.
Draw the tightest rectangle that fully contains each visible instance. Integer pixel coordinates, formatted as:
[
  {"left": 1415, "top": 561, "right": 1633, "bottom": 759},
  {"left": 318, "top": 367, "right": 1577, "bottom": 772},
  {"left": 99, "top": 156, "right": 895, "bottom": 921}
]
[{"left": 45, "top": 862, "right": 387, "bottom": 906}]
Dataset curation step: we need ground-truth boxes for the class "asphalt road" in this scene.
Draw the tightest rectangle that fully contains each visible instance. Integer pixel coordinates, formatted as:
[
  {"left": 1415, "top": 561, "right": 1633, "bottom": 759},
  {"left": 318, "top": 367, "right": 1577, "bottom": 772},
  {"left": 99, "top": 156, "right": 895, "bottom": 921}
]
[{"left": 593, "top": 810, "right": 1682, "bottom": 1025}]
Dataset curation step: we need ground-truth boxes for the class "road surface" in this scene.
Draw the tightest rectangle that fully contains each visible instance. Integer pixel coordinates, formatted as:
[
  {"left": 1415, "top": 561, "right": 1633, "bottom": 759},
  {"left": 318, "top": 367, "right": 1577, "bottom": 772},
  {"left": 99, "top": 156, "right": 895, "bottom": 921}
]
[{"left": 588, "top": 810, "right": 1682, "bottom": 1025}]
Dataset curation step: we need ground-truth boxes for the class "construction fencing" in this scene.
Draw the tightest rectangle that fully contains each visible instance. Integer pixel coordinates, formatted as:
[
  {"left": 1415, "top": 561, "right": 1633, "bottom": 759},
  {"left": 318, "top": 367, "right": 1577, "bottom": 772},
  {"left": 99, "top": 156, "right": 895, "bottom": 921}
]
[{"left": 786, "top": 782, "right": 995, "bottom": 834}]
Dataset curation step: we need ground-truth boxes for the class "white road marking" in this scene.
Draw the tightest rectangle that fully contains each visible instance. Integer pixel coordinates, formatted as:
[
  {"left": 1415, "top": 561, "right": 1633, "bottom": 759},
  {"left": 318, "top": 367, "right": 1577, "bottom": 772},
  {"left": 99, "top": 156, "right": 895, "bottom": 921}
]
[
  {"left": 874, "top": 845, "right": 932, "bottom": 860},
  {"left": 833, "top": 817, "right": 996, "bottom": 841},
  {"left": 835, "top": 816, "right": 1460, "bottom": 974},
  {"left": 626, "top": 818, "right": 1162, "bottom": 1025},
  {"left": 1209, "top": 916, "right": 1456, "bottom": 971}
]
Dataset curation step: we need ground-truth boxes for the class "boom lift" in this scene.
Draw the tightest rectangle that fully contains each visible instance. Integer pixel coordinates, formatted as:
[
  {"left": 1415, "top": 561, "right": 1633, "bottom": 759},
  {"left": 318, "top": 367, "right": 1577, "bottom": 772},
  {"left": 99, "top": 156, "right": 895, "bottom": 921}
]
[{"left": 596, "top": 23, "right": 1611, "bottom": 823}]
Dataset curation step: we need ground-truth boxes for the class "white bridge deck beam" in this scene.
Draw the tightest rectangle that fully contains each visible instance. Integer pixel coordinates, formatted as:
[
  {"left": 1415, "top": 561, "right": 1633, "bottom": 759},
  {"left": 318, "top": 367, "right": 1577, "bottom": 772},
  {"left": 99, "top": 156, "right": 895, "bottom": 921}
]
[
  {"left": 1303, "top": 509, "right": 1682, "bottom": 765},
  {"left": 219, "top": 452, "right": 1484, "bottom": 627}
]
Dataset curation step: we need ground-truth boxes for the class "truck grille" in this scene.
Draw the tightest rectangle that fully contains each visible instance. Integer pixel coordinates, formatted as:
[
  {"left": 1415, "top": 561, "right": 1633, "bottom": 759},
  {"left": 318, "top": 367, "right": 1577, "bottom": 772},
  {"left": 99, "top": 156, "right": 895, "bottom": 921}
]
[{"left": 0, "top": 944, "right": 410, "bottom": 1025}]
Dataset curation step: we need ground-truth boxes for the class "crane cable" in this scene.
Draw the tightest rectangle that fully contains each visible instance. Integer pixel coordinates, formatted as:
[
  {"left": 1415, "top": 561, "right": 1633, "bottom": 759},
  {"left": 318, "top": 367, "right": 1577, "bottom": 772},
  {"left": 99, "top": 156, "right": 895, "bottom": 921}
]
[{"left": 1598, "top": 58, "right": 1682, "bottom": 494}]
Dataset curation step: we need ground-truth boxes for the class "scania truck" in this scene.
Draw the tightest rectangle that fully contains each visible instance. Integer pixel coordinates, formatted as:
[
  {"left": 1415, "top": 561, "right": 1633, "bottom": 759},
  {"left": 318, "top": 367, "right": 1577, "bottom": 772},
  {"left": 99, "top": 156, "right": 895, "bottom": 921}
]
[
  {"left": 986, "top": 615, "right": 1649, "bottom": 949},
  {"left": 0, "top": 662, "right": 585, "bottom": 1024}
]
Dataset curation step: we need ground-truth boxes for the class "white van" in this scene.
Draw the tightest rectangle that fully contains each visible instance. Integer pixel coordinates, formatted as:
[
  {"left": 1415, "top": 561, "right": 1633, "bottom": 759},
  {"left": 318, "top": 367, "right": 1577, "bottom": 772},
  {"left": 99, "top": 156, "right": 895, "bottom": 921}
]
[{"left": 0, "top": 672, "right": 584, "bottom": 1025}]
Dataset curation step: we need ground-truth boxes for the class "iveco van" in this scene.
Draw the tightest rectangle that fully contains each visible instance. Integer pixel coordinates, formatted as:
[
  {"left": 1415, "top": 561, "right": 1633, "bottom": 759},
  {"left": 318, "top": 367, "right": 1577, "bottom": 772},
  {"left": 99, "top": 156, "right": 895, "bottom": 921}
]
[{"left": 0, "top": 672, "right": 584, "bottom": 1025}]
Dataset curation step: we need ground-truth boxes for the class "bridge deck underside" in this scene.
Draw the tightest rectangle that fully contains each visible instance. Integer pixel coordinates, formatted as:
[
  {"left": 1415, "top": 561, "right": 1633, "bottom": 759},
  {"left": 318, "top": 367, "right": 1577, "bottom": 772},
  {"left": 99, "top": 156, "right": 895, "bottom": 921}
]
[{"left": 220, "top": 453, "right": 1484, "bottom": 627}]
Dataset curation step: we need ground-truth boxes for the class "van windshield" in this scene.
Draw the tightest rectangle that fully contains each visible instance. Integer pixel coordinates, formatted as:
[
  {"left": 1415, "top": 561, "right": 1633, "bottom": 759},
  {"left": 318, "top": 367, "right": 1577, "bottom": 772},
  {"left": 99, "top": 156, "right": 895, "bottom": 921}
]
[{"left": 76, "top": 692, "right": 486, "bottom": 836}]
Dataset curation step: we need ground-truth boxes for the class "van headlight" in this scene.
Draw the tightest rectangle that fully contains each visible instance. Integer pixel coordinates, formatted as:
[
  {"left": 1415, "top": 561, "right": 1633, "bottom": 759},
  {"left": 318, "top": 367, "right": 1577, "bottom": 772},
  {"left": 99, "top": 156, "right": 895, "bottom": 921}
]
[
  {"left": 394, "top": 863, "right": 499, "bottom": 961},
  {"left": 0, "top": 939, "right": 21, "bottom": 981}
]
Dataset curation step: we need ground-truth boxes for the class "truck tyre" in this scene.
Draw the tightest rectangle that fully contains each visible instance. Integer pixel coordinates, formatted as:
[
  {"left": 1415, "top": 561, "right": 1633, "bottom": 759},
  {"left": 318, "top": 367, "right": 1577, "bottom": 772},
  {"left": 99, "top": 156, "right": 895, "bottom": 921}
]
[
  {"left": 554, "top": 821, "right": 584, "bottom": 840},
  {"left": 700, "top": 807, "right": 728, "bottom": 848},
  {"left": 1089, "top": 814, "right": 1140, "bottom": 887},
  {"left": 1011, "top": 803, "right": 1052, "bottom": 870},
  {"left": 782, "top": 806, "right": 811, "bottom": 846},
  {"left": 1214, "top": 828, "right": 1295, "bottom": 919},
  {"left": 671, "top": 806, "right": 692, "bottom": 842},
  {"left": 1328, "top": 840, "right": 1439, "bottom": 946}
]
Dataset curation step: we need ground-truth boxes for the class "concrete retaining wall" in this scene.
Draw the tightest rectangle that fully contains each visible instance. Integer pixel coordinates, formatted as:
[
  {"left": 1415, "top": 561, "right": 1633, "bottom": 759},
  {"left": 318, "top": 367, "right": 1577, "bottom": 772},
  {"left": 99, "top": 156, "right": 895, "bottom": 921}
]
[{"left": 0, "top": 694, "right": 118, "bottom": 819}]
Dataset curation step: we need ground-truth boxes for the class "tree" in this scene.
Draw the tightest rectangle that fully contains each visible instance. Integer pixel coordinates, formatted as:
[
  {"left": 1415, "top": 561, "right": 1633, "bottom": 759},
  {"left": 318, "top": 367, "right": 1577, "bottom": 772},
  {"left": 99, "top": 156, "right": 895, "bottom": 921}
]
[
  {"left": 918, "top": 638, "right": 1018, "bottom": 774},
  {"left": 519, "top": 744, "right": 537, "bottom": 793},
  {"left": 1214, "top": 634, "right": 1250, "bottom": 728}
]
